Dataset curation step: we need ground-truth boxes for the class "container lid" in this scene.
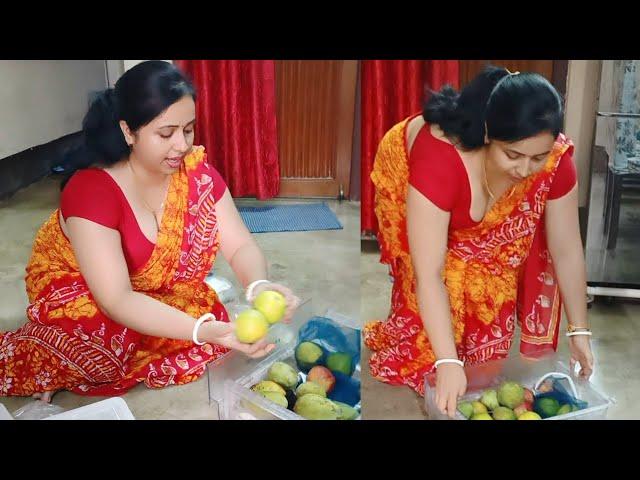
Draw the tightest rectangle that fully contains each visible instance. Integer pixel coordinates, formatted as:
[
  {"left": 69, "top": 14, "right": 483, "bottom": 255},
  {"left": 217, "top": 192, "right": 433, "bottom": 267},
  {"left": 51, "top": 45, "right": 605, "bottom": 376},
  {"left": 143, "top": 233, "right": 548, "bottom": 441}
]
[
  {"left": 45, "top": 397, "right": 135, "bottom": 420},
  {"left": 0, "top": 403, "right": 13, "bottom": 420}
]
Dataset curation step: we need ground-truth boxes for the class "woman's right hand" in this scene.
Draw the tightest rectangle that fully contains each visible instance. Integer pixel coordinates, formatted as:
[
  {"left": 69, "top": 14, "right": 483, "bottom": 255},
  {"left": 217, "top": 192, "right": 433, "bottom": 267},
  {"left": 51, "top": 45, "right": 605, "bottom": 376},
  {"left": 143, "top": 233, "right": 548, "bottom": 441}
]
[
  {"left": 249, "top": 281, "right": 301, "bottom": 324},
  {"left": 200, "top": 320, "right": 275, "bottom": 359},
  {"left": 435, "top": 363, "right": 468, "bottom": 418}
]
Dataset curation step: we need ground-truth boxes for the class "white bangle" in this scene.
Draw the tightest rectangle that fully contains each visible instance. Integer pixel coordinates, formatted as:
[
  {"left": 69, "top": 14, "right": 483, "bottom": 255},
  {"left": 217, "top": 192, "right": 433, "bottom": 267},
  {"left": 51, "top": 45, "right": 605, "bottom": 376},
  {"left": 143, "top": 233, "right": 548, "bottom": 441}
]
[
  {"left": 193, "top": 313, "right": 216, "bottom": 346},
  {"left": 566, "top": 331, "right": 592, "bottom": 337},
  {"left": 245, "top": 279, "right": 270, "bottom": 302},
  {"left": 434, "top": 359, "right": 465, "bottom": 369}
]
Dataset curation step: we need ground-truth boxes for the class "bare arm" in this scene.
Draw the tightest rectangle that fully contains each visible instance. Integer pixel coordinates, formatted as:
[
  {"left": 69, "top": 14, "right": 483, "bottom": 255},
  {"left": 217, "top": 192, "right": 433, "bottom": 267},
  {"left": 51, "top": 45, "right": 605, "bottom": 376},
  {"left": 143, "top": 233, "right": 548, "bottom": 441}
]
[
  {"left": 215, "top": 189, "right": 299, "bottom": 319},
  {"left": 407, "top": 185, "right": 458, "bottom": 359},
  {"left": 545, "top": 184, "right": 594, "bottom": 377},
  {"left": 407, "top": 185, "right": 466, "bottom": 416},
  {"left": 216, "top": 189, "right": 268, "bottom": 288},
  {"left": 545, "top": 184, "right": 589, "bottom": 329},
  {"left": 65, "top": 216, "right": 271, "bottom": 357}
]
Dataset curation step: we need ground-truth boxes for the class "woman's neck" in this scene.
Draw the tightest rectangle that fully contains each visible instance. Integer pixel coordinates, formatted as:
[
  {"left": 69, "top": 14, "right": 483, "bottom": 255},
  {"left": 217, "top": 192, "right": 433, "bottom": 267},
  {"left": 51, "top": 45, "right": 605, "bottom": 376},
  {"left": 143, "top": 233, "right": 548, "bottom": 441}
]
[
  {"left": 484, "top": 148, "right": 517, "bottom": 190},
  {"left": 125, "top": 154, "right": 169, "bottom": 188}
]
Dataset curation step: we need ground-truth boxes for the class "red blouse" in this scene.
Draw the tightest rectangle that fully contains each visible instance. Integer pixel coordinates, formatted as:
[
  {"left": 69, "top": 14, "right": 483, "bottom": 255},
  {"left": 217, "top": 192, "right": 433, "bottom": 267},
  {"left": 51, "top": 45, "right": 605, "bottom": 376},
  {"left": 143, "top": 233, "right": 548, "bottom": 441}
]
[
  {"left": 60, "top": 167, "right": 227, "bottom": 272},
  {"left": 408, "top": 123, "right": 577, "bottom": 230}
]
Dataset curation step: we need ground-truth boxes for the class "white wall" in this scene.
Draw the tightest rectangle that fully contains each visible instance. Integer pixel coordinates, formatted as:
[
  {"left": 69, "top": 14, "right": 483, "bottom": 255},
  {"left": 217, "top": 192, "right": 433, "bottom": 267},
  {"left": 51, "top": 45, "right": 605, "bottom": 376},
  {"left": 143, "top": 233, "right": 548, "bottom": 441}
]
[
  {"left": 105, "top": 60, "right": 124, "bottom": 87},
  {"left": 563, "top": 60, "right": 602, "bottom": 208},
  {"left": 107, "top": 60, "right": 174, "bottom": 85},
  {"left": 0, "top": 60, "right": 107, "bottom": 159},
  {"left": 123, "top": 60, "right": 173, "bottom": 72}
]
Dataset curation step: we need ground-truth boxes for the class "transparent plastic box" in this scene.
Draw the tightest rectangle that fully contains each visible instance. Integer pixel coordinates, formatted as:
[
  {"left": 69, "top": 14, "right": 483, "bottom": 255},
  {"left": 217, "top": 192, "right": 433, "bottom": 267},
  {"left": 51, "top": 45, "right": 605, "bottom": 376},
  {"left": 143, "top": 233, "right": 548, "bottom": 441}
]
[
  {"left": 424, "top": 354, "right": 615, "bottom": 420},
  {"left": 207, "top": 298, "right": 314, "bottom": 412},
  {"left": 222, "top": 343, "right": 361, "bottom": 420},
  {"left": 207, "top": 299, "right": 361, "bottom": 420},
  {"left": 222, "top": 345, "right": 305, "bottom": 420}
]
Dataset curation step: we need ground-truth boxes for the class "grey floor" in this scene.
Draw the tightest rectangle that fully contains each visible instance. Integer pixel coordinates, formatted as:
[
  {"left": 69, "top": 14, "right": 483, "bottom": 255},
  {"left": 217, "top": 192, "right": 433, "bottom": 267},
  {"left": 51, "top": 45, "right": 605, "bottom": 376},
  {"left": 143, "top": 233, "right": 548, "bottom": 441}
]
[
  {"left": 361, "top": 240, "right": 640, "bottom": 420},
  {"left": 0, "top": 176, "right": 359, "bottom": 419}
]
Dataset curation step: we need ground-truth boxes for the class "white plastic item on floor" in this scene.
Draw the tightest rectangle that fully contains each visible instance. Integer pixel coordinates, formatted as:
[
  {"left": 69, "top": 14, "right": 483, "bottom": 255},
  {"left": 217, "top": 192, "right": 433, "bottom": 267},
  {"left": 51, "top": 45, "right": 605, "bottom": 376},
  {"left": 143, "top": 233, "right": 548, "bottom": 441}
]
[
  {"left": 45, "top": 397, "right": 135, "bottom": 420},
  {"left": 0, "top": 403, "right": 13, "bottom": 420},
  {"left": 204, "top": 274, "right": 238, "bottom": 305},
  {"left": 12, "top": 400, "right": 65, "bottom": 419}
]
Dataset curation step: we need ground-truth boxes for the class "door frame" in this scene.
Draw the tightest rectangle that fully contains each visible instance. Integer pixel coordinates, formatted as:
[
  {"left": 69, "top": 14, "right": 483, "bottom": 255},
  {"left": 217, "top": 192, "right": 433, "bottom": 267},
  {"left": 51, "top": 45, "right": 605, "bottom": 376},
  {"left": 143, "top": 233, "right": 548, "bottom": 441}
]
[{"left": 277, "top": 60, "right": 358, "bottom": 198}]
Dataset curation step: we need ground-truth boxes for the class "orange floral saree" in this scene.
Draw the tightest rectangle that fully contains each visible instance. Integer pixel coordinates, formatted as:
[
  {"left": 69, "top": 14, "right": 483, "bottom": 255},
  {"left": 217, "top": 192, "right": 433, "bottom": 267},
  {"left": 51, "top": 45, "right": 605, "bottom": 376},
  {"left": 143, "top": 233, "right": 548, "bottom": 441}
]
[
  {"left": 0, "top": 146, "right": 230, "bottom": 397},
  {"left": 364, "top": 117, "right": 573, "bottom": 395}
]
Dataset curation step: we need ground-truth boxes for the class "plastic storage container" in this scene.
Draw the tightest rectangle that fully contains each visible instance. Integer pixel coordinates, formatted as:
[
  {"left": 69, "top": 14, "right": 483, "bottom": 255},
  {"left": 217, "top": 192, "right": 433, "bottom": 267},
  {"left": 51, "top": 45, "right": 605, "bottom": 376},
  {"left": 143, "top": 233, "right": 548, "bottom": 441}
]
[
  {"left": 223, "top": 345, "right": 306, "bottom": 420},
  {"left": 208, "top": 299, "right": 361, "bottom": 420},
  {"left": 424, "top": 354, "right": 614, "bottom": 420},
  {"left": 222, "top": 344, "right": 361, "bottom": 420},
  {"left": 207, "top": 298, "right": 315, "bottom": 411},
  {"left": 45, "top": 397, "right": 135, "bottom": 420}
]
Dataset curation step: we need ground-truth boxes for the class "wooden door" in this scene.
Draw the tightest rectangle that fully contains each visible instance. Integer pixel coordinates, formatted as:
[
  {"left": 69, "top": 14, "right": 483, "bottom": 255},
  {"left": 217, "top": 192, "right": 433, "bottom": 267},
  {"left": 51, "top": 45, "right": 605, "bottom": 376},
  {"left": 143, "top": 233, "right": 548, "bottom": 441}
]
[{"left": 275, "top": 60, "right": 357, "bottom": 198}]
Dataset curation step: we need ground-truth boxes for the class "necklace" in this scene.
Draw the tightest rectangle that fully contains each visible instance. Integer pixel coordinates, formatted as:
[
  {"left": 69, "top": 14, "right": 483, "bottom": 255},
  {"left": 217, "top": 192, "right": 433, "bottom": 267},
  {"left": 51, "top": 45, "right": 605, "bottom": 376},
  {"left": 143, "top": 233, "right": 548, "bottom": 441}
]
[
  {"left": 483, "top": 154, "right": 515, "bottom": 202},
  {"left": 127, "top": 161, "right": 168, "bottom": 232},
  {"left": 482, "top": 154, "right": 495, "bottom": 200}
]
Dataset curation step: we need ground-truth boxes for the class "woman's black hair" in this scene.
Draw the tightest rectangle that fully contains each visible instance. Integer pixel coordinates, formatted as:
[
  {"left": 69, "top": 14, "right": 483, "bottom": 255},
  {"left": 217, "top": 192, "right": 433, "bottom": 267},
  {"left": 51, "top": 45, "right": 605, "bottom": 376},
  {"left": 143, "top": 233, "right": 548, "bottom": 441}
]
[
  {"left": 423, "top": 65, "right": 563, "bottom": 150},
  {"left": 60, "top": 60, "right": 196, "bottom": 189}
]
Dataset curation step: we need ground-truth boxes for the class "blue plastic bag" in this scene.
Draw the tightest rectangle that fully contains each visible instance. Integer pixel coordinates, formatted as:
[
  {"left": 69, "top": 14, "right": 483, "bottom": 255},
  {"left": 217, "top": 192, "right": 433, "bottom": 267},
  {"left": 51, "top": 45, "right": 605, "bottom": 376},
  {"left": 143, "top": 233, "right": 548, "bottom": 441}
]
[
  {"left": 296, "top": 316, "right": 361, "bottom": 407},
  {"left": 534, "top": 376, "right": 588, "bottom": 418}
]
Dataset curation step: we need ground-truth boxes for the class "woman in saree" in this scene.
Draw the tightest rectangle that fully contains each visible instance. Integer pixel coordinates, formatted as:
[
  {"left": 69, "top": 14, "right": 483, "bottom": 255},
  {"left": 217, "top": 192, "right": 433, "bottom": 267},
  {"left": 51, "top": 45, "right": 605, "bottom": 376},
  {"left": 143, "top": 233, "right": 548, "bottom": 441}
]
[
  {"left": 0, "top": 61, "right": 298, "bottom": 402},
  {"left": 364, "top": 66, "right": 594, "bottom": 418}
]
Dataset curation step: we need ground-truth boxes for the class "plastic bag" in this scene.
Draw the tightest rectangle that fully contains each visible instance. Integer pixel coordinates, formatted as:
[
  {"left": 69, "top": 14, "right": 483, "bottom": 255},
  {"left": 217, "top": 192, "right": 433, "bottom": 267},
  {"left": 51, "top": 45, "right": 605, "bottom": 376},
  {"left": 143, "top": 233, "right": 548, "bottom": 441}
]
[
  {"left": 204, "top": 274, "right": 239, "bottom": 305},
  {"left": 297, "top": 316, "right": 361, "bottom": 367},
  {"left": 296, "top": 316, "right": 361, "bottom": 408},
  {"left": 12, "top": 401, "right": 65, "bottom": 420},
  {"left": 533, "top": 375, "right": 588, "bottom": 418}
]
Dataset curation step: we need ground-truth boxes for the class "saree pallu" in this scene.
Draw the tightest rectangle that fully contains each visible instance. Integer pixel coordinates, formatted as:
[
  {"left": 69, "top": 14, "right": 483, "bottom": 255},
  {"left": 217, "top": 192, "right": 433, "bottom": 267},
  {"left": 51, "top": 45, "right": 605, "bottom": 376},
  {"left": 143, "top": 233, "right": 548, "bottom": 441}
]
[
  {"left": 364, "top": 117, "right": 573, "bottom": 395},
  {"left": 0, "top": 146, "right": 230, "bottom": 397}
]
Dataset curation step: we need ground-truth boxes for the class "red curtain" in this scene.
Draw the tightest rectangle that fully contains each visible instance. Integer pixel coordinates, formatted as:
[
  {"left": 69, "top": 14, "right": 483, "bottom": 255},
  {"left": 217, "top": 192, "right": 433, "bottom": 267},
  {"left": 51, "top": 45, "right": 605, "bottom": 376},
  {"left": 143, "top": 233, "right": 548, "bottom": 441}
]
[
  {"left": 360, "top": 60, "right": 460, "bottom": 235},
  {"left": 174, "top": 60, "right": 280, "bottom": 199}
]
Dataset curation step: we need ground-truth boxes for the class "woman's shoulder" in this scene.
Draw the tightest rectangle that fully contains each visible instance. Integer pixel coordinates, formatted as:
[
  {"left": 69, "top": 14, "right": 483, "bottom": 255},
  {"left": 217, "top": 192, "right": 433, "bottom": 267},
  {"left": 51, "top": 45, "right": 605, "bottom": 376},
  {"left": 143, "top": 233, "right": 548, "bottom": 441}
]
[
  {"left": 408, "top": 123, "right": 464, "bottom": 212},
  {"left": 182, "top": 146, "right": 227, "bottom": 200},
  {"left": 63, "top": 168, "right": 116, "bottom": 193},
  {"left": 556, "top": 132, "right": 575, "bottom": 154},
  {"left": 184, "top": 145, "right": 207, "bottom": 171},
  {"left": 60, "top": 168, "right": 122, "bottom": 226},
  {"left": 410, "top": 122, "right": 462, "bottom": 171}
]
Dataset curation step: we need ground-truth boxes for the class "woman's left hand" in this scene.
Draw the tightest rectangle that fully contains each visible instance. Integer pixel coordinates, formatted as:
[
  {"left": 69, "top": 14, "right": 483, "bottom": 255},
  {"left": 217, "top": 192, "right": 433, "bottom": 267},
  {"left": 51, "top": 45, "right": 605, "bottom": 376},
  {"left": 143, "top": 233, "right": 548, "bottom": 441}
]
[
  {"left": 568, "top": 335, "right": 594, "bottom": 379},
  {"left": 249, "top": 281, "right": 301, "bottom": 324}
]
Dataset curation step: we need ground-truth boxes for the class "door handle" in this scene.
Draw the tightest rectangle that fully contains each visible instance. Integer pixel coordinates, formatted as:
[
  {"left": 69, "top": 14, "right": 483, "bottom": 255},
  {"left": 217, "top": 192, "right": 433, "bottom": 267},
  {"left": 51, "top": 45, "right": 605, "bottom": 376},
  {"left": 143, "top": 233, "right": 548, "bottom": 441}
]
[{"left": 597, "top": 112, "right": 640, "bottom": 118}]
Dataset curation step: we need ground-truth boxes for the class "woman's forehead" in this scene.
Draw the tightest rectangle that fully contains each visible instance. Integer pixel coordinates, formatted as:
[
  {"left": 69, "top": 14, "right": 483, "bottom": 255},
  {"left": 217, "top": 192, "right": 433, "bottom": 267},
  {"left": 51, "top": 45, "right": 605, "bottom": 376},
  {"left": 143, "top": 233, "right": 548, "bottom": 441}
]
[
  {"left": 495, "top": 132, "right": 555, "bottom": 154},
  {"left": 151, "top": 96, "right": 196, "bottom": 126}
]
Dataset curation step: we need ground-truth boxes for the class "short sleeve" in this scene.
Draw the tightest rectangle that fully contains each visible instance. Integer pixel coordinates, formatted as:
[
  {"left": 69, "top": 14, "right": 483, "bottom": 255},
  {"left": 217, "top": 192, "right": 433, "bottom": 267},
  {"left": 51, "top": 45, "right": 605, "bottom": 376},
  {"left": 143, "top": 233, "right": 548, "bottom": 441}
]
[
  {"left": 209, "top": 165, "right": 228, "bottom": 201},
  {"left": 60, "top": 169, "right": 121, "bottom": 229},
  {"left": 408, "top": 128, "right": 460, "bottom": 212},
  {"left": 548, "top": 151, "right": 577, "bottom": 200}
]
